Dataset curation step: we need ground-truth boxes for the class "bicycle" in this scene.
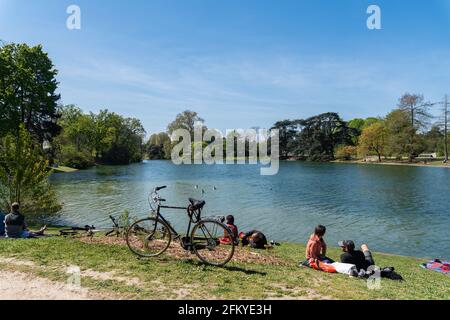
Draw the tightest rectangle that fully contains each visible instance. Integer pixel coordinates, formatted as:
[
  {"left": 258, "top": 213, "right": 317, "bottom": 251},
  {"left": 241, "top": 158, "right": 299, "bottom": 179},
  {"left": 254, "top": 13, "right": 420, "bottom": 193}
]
[
  {"left": 125, "top": 186, "right": 235, "bottom": 267},
  {"left": 59, "top": 216, "right": 124, "bottom": 238}
]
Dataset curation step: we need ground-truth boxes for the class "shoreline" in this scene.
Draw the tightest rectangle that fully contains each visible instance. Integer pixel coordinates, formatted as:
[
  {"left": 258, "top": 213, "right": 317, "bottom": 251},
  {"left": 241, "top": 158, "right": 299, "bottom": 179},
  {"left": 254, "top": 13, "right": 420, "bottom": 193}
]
[{"left": 331, "top": 160, "right": 450, "bottom": 169}]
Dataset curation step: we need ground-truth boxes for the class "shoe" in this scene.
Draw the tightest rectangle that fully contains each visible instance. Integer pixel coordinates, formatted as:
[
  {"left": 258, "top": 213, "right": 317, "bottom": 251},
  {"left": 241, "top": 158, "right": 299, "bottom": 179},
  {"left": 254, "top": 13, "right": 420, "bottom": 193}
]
[{"left": 349, "top": 268, "right": 359, "bottom": 278}]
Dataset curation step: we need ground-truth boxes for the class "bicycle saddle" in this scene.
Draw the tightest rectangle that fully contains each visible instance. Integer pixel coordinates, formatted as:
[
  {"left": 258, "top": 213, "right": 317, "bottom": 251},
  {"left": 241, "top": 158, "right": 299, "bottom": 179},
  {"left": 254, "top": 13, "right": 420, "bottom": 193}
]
[{"left": 188, "top": 198, "right": 206, "bottom": 210}]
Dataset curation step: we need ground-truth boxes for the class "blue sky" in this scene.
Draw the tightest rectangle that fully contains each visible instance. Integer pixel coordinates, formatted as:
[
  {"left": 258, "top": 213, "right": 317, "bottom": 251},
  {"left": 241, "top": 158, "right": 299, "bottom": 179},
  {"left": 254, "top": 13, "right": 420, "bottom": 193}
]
[{"left": 1, "top": 0, "right": 450, "bottom": 135}]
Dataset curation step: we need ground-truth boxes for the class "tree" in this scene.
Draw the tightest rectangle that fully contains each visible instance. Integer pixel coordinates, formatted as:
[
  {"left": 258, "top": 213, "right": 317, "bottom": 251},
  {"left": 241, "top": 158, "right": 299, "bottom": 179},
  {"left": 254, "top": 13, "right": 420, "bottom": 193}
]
[
  {"left": 422, "top": 125, "right": 443, "bottom": 154},
  {"left": 384, "top": 109, "right": 412, "bottom": 159},
  {"left": 294, "top": 113, "right": 355, "bottom": 161},
  {"left": 271, "top": 120, "right": 299, "bottom": 159},
  {"left": 54, "top": 107, "right": 146, "bottom": 167},
  {"left": 358, "top": 122, "right": 387, "bottom": 162},
  {"left": 98, "top": 112, "right": 146, "bottom": 165},
  {"left": 146, "top": 132, "right": 171, "bottom": 160},
  {"left": 167, "top": 110, "right": 205, "bottom": 140},
  {"left": 398, "top": 93, "right": 432, "bottom": 162},
  {"left": 0, "top": 43, "right": 61, "bottom": 141},
  {"left": 348, "top": 118, "right": 366, "bottom": 131},
  {"left": 363, "top": 117, "right": 381, "bottom": 128},
  {"left": 335, "top": 145, "right": 357, "bottom": 161},
  {"left": 0, "top": 125, "right": 61, "bottom": 217}
]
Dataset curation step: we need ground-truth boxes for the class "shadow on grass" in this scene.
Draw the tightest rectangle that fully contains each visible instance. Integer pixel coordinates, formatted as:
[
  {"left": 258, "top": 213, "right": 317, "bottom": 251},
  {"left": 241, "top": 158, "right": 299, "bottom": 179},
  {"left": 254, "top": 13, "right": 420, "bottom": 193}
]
[{"left": 182, "top": 259, "right": 267, "bottom": 276}]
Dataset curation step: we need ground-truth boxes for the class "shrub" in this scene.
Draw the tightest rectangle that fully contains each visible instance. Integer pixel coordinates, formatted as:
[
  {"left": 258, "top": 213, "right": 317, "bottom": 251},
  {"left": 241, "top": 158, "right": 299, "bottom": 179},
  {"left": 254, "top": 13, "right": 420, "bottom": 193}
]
[
  {"left": 335, "top": 145, "right": 358, "bottom": 161},
  {"left": 58, "top": 145, "right": 95, "bottom": 169}
]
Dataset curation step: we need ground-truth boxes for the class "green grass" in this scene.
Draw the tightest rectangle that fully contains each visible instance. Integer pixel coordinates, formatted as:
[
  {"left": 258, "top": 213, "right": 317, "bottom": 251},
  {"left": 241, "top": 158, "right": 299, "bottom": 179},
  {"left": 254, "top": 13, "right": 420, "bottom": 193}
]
[{"left": 0, "top": 234, "right": 448, "bottom": 300}]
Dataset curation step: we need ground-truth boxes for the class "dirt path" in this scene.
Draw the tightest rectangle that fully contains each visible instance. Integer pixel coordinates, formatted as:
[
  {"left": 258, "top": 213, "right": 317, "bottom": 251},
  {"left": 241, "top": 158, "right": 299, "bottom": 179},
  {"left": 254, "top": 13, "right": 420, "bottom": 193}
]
[{"left": 0, "top": 269, "right": 97, "bottom": 300}]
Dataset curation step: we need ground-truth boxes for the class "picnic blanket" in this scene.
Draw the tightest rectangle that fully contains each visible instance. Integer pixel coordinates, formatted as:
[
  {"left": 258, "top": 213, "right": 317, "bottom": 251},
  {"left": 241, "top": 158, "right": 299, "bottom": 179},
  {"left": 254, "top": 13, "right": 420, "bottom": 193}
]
[{"left": 420, "top": 259, "right": 450, "bottom": 275}]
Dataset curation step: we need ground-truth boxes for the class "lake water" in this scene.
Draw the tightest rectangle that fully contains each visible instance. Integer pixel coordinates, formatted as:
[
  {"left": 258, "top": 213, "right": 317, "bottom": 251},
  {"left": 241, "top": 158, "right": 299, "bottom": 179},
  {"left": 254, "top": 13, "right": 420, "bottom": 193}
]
[{"left": 50, "top": 161, "right": 450, "bottom": 258}]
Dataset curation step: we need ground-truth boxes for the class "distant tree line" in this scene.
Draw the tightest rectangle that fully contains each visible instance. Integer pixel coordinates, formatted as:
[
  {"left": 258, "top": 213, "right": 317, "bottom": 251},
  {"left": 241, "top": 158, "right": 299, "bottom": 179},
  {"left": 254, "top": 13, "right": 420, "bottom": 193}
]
[
  {"left": 147, "top": 94, "right": 449, "bottom": 164},
  {"left": 272, "top": 93, "right": 449, "bottom": 163}
]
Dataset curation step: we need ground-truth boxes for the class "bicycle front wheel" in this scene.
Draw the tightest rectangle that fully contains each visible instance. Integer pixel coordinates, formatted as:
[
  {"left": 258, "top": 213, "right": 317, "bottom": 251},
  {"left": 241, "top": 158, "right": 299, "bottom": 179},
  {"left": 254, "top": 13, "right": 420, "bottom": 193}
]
[
  {"left": 126, "top": 218, "right": 172, "bottom": 257},
  {"left": 191, "top": 219, "right": 235, "bottom": 266}
]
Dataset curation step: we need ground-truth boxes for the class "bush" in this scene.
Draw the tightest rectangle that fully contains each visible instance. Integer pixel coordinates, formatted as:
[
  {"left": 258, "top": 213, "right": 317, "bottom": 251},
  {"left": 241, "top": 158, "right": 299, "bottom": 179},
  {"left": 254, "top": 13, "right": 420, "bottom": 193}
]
[
  {"left": 335, "top": 145, "right": 358, "bottom": 161},
  {"left": 59, "top": 146, "right": 94, "bottom": 169}
]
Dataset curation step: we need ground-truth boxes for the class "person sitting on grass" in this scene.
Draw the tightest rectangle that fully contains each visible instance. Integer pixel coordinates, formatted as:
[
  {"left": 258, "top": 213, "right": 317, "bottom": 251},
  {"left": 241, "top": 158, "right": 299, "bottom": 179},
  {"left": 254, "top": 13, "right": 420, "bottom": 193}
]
[
  {"left": 338, "top": 240, "right": 376, "bottom": 273},
  {"left": 225, "top": 215, "right": 238, "bottom": 240},
  {"left": 220, "top": 215, "right": 239, "bottom": 245},
  {"left": 4, "top": 203, "right": 47, "bottom": 239},
  {"left": 301, "top": 225, "right": 334, "bottom": 267}
]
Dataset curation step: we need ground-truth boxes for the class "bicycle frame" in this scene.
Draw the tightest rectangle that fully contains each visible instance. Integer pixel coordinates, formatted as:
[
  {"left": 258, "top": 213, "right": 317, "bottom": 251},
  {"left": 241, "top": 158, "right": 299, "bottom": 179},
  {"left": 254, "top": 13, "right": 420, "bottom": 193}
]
[{"left": 156, "top": 202, "right": 202, "bottom": 241}]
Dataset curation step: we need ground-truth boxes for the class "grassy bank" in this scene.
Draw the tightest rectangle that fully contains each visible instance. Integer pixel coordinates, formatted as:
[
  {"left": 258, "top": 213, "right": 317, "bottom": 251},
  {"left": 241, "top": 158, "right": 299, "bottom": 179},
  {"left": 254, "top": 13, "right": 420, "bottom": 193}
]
[{"left": 0, "top": 230, "right": 448, "bottom": 300}]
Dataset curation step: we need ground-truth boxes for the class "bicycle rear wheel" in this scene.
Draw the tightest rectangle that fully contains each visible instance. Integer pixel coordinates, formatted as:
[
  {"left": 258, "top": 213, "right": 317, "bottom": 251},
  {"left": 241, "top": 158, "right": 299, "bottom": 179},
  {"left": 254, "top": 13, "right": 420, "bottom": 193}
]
[
  {"left": 126, "top": 217, "right": 172, "bottom": 257},
  {"left": 191, "top": 219, "right": 235, "bottom": 266}
]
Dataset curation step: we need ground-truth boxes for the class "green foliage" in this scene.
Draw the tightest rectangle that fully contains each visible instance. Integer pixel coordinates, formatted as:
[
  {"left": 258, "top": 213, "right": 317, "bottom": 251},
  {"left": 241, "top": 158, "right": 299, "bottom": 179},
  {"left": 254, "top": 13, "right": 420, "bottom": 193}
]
[
  {"left": 58, "top": 145, "right": 94, "bottom": 170},
  {"left": 348, "top": 117, "right": 381, "bottom": 145},
  {"left": 384, "top": 109, "right": 416, "bottom": 159},
  {"left": 271, "top": 120, "right": 300, "bottom": 159},
  {"left": 358, "top": 121, "right": 388, "bottom": 162},
  {"left": 363, "top": 117, "right": 381, "bottom": 128},
  {"left": 294, "top": 113, "right": 356, "bottom": 161},
  {"left": 422, "top": 126, "right": 444, "bottom": 154},
  {"left": 397, "top": 93, "right": 432, "bottom": 161},
  {"left": 167, "top": 110, "right": 205, "bottom": 137},
  {"left": 0, "top": 43, "right": 61, "bottom": 141},
  {"left": 54, "top": 106, "right": 146, "bottom": 167},
  {"left": 0, "top": 125, "right": 61, "bottom": 217},
  {"left": 347, "top": 118, "right": 366, "bottom": 131},
  {"left": 146, "top": 132, "right": 171, "bottom": 160},
  {"left": 271, "top": 114, "right": 356, "bottom": 161}
]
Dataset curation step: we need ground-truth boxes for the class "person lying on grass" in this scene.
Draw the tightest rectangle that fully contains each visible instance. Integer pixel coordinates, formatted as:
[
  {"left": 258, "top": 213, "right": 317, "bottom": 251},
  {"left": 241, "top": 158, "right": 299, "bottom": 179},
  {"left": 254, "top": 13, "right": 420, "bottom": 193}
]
[
  {"left": 338, "top": 240, "right": 376, "bottom": 277},
  {"left": 4, "top": 203, "right": 47, "bottom": 239},
  {"left": 301, "top": 225, "right": 335, "bottom": 267},
  {"left": 338, "top": 240, "right": 401, "bottom": 280},
  {"left": 240, "top": 230, "right": 270, "bottom": 249}
]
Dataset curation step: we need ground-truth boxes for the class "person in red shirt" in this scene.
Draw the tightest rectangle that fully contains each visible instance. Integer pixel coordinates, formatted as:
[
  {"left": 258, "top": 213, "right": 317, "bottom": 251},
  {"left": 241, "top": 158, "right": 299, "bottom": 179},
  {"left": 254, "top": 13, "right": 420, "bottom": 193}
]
[
  {"left": 301, "top": 225, "right": 334, "bottom": 267},
  {"left": 220, "top": 215, "right": 239, "bottom": 245},
  {"left": 225, "top": 215, "right": 238, "bottom": 239}
]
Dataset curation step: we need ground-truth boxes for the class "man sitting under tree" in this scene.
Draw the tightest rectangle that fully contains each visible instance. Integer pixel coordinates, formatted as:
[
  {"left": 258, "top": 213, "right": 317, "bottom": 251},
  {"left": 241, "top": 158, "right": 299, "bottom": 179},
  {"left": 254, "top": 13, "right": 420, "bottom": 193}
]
[{"left": 4, "top": 203, "right": 47, "bottom": 238}]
